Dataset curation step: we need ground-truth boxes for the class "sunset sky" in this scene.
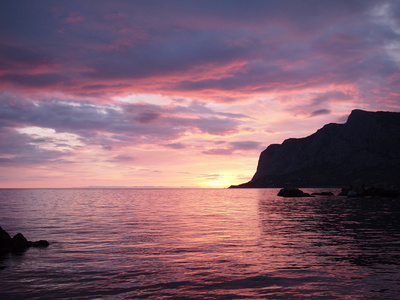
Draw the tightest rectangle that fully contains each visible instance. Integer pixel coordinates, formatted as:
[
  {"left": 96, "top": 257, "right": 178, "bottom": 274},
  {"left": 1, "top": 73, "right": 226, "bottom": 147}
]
[{"left": 1, "top": 0, "right": 400, "bottom": 188}]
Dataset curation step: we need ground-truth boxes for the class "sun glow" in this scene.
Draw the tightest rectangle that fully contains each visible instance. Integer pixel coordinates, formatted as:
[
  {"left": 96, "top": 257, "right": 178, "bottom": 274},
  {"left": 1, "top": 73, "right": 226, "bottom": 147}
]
[{"left": 198, "top": 173, "right": 247, "bottom": 188}]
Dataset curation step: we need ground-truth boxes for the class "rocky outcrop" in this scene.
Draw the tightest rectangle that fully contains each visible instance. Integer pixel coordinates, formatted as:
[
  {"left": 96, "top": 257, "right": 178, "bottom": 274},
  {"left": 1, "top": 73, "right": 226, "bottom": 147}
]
[
  {"left": 0, "top": 227, "right": 11, "bottom": 255},
  {"left": 231, "top": 110, "right": 400, "bottom": 188},
  {"left": 0, "top": 226, "right": 49, "bottom": 256},
  {"left": 339, "top": 179, "right": 400, "bottom": 197},
  {"left": 277, "top": 188, "right": 313, "bottom": 197}
]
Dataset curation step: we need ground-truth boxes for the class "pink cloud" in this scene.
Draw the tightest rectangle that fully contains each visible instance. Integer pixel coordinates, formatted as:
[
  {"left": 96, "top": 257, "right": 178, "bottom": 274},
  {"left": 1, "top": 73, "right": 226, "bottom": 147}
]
[
  {"left": 63, "top": 12, "right": 83, "bottom": 23},
  {"left": 1, "top": 0, "right": 400, "bottom": 187}
]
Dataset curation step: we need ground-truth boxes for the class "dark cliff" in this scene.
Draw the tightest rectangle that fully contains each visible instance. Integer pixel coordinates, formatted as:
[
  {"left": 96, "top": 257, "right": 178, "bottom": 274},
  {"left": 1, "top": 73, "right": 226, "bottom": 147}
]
[{"left": 231, "top": 110, "right": 400, "bottom": 188}]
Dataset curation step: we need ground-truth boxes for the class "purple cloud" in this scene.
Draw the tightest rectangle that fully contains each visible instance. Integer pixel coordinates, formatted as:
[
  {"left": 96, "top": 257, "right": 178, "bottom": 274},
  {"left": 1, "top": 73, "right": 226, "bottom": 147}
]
[
  {"left": 0, "top": 42, "right": 52, "bottom": 69},
  {"left": 1, "top": 0, "right": 396, "bottom": 103},
  {"left": 108, "top": 155, "right": 135, "bottom": 162},
  {"left": 134, "top": 111, "right": 160, "bottom": 124},
  {"left": 165, "top": 143, "right": 186, "bottom": 149},
  {"left": 202, "top": 148, "right": 234, "bottom": 155},
  {"left": 310, "top": 109, "right": 331, "bottom": 117},
  {"left": 0, "top": 127, "right": 73, "bottom": 165},
  {"left": 1, "top": 73, "right": 68, "bottom": 87},
  {"left": 230, "top": 141, "right": 262, "bottom": 150},
  {"left": 0, "top": 94, "right": 245, "bottom": 166},
  {"left": 202, "top": 140, "right": 262, "bottom": 155}
]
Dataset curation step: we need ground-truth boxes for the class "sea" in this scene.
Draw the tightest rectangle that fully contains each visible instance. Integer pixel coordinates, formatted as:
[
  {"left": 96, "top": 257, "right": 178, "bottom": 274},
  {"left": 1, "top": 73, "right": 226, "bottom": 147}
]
[{"left": 0, "top": 188, "right": 399, "bottom": 299}]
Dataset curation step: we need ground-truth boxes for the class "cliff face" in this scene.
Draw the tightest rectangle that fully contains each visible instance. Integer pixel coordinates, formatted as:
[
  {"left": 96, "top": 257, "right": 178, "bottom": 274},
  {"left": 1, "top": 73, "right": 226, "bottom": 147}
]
[{"left": 232, "top": 110, "right": 400, "bottom": 188}]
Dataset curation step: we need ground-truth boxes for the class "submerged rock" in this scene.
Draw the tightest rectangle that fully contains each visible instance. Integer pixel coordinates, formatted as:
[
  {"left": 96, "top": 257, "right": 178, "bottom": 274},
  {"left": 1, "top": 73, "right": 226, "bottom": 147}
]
[{"left": 277, "top": 187, "right": 313, "bottom": 197}]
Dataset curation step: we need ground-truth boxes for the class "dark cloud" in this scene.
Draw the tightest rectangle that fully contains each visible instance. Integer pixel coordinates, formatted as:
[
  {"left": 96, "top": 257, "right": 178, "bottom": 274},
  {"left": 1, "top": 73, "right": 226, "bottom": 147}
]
[
  {"left": 285, "top": 90, "right": 354, "bottom": 117},
  {"left": 168, "top": 101, "right": 249, "bottom": 119},
  {"left": 165, "top": 143, "right": 186, "bottom": 149},
  {"left": 108, "top": 155, "right": 135, "bottom": 162},
  {"left": 202, "top": 148, "right": 233, "bottom": 155},
  {"left": 134, "top": 111, "right": 160, "bottom": 124},
  {"left": 202, "top": 140, "right": 262, "bottom": 155},
  {"left": 310, "top": 109, "right": 331, "bottom": 117},
  {"left": 82, "top": 29, "right": 253, "bottom": 81},
  {"left": 1, "top": 73, "right": 68, "bottom": 87},
  {"left": 230, "top": 141, "right": 262, "bottom": 150},
  {"left": 102, "top": 144, "right": 113, "bottom": 151},
  {"left": 0, "top": 127, "right": 36, "bottom": 155},
  {"left": 264, "top": 129, "right": 276, "bottom": 134},
  {"left": 310, "top": 91, "right": 353, "bottom": 106},
  {"left": 0, "top": 154, "right": 73, "bottom": 166},
  {"left": 0, "top": 42, "right": 52, "bottom": 68},
  {"left": 81, "top": 83, "right": 131, "bottom": 91}
]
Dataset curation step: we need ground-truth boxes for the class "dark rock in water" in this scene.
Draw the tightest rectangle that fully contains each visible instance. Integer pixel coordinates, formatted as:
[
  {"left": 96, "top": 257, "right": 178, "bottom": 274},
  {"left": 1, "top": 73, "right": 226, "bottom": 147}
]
[
  {"left": 0, "top": 226, "right": 12, "bottom": 255},
  {"left": 338, "top": 179, "right": 400, "bottom": 197},
  {"left": 0, "top": 226, "right": 11, "bottom": 241},
  {"left": 338, "top": 187, "right": 350, "bottom": 196},
  {"left": 11, "top": 233, "right": 30, "bottom": 252},
  {"left": 278, "top": 187, "right": 313, "bottom": 197},
  {"left": 0, "top": 226, "right": 49, "bottom": 256},
  {"left": 347, "top": 190, "right": 358, "bottom": 197},
  {"left": 351, "top": 178, "right": 366, "bottom": 196},
  {"left": 230, "top": 110, "right": 400, "bottom": 188},
  {"left": 311, "top": 192, "right": 334, "bottom": 196},
  {"left": 339, "top": 178, "right": 366, "bottom": 197},
  {"left": 31, "top": 240, "right": 50, "bottom": 248},
  {"left": 365, "top": 187, "right": 400, "bottom": 197}
]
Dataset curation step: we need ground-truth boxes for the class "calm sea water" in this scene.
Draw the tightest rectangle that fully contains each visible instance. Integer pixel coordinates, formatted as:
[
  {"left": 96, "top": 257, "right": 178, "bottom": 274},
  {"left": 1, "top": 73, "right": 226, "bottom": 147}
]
[{"left": 0, "top": 188, "right": 399, "bottom": 299}]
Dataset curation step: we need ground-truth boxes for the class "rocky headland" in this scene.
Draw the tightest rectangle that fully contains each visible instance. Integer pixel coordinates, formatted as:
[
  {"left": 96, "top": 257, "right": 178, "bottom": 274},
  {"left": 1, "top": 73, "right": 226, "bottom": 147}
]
[{"left": 230, "top": 110, "right": 400, "bottom": 191}]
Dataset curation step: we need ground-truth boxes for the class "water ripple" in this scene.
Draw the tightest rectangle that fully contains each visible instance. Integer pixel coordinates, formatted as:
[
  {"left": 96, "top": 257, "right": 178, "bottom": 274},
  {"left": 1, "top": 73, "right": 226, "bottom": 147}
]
[{"left": 1, "top": 188, "right": 399, "bottom": 299}]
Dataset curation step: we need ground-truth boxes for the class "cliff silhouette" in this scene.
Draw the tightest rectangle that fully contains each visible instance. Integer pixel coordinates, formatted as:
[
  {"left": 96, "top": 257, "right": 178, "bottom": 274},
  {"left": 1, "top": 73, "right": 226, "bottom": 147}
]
[{"left": 231, "top": 110, "right": 400, "bottom": 188}]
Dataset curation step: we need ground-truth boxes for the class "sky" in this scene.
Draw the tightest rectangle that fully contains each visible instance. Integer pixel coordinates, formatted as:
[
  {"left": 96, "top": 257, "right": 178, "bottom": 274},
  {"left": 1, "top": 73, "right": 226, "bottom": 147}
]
[{"left": 1, "top": 0, "right": 400, "bottom": 188}]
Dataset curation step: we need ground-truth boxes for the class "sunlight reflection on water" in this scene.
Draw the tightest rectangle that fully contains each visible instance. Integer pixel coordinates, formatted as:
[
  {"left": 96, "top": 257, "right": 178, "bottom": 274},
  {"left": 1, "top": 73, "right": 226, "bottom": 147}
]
[{"left": 1, "top": 188, "right": 399, "bottom": 299}]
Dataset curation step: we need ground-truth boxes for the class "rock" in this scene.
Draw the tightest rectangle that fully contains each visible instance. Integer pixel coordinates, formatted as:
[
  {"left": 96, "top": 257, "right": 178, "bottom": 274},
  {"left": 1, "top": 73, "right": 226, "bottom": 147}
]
[
  {"left": 338, "top": 181, "right": 400, "bottom": 197},
  {"left": 347, "top": 190, "right": 358, "bottom": 197},
  {"left": 278, "top": 187, "right": 313, "bottom": 197},
  {"left": 338, "top": 187, "right": 350, "bottom": 196},
  {"left": 0, "top": 226, "right": 12, "bottom": 255},
  {"left": 338, "top": 180, "right": 400, "bottom": 197},
  {"left": 0, "top": 226, "right": 11, "bottom": 241},
  {"left": 340, "top": 179, "right": 365, "bottom": 197},
  {"left": 231, "top": 110, "right": 400, "bottom": 188},
  {"left": 31, "top": 240, "right": 50, "bottom": 248},
  {"left": 351, "top": 178, "right": 365, "bottom": 196},
  {"left": 11, "top": 233, "right": 30, "bottom": 252},
  {"left": 0, "top": 226, "right": 49, "bottom": 256},
  {"left": 364, "top": 185, "right": 400, "bottom": 197}
]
